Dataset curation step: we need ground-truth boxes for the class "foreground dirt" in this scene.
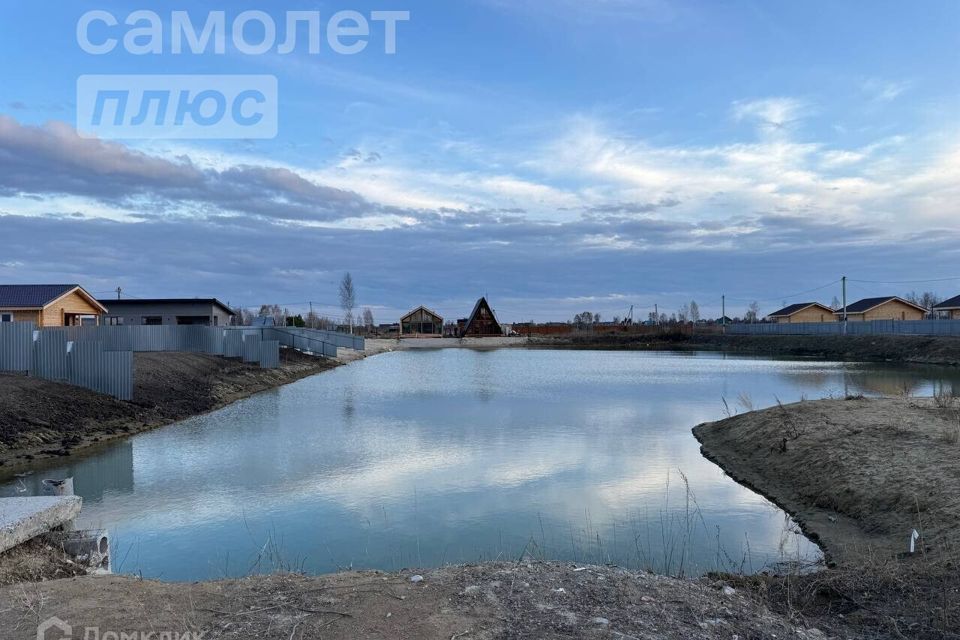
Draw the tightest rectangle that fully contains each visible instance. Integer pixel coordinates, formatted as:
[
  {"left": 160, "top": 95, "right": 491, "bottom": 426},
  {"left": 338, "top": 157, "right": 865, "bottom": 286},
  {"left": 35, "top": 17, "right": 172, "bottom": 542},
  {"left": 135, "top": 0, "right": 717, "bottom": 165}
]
[
  {"left": 537, "top": 333, "right": 960, "bottom": 366},
  {"left": 0, "top": 562, "right": 836, "bottom": 640},
  {"left": 694, "top": 396, "right": 960, "bottom": 637},
  {"left": 0, "top": 350, "right": 336, "bottom": 477}
]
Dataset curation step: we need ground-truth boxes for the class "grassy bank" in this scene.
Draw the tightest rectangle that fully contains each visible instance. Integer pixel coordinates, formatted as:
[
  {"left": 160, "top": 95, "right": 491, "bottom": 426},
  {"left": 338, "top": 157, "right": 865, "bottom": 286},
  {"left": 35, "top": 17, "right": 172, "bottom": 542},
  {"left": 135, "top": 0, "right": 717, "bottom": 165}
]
[
  {"left": 0, "top": 350, "right": 337, "bottom": 477},
  {"left": 694, "top": 396, "right": 960, "bottom": 638},
  {"left": 535, "top": 333, "right": 960, "bottom": 366}
]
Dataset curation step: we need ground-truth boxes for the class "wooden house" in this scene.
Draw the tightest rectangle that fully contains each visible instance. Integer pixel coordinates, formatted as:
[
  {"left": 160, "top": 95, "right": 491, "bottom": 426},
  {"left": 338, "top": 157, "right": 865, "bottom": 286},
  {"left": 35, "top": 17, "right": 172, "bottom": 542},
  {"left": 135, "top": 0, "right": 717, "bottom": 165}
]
[
  {"left": 0, "top": 284, "right": 106, "bottom": 326},
  {"left": 400, "top": 306, "right": 443, "bottom": 337},
  {"left": 835, "top": 296, "right": 926, "bottom": 322},
  {"left": 933, "top": 295, "right": 960, "bottom": 320},
  {"left": 767, "top": 302, "right": 836, "bottom": 323},
  {"left": 461, "top": 297, "right": 503, "bottom": 337}
]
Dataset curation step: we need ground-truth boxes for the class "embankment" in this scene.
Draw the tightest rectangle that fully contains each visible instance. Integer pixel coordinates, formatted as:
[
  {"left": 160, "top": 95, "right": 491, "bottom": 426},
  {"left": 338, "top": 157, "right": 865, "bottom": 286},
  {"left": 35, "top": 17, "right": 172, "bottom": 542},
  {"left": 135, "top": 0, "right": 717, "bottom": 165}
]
[
  {"left": 694, "top": 396, "right": 960, "bottom": 637},
  {"left": 0, "top": 350, "right": 336, "bottom": 476},
  {"left": 537, "top": 333, "right": 960, "bottom": 366},
  {"left": 0, "top": 562, "right": 833, "bottom": 640}
]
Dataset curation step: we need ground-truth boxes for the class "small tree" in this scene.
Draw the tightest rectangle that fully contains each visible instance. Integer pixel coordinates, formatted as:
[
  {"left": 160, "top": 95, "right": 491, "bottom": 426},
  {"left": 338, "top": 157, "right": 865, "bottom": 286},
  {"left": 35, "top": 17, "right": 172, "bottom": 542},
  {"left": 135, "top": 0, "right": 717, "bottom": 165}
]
[
  {"left": 745, "top": 301, "right": 760, "bottom": 323},
  {"left": 689, "top": 300, "right": 700, "bottom": 323},
  {"left": 339, "top": 272, "right": 356, "bottom": 334},
  {"left": 362, "top": 308, "right": 375, "bottom": 330}
]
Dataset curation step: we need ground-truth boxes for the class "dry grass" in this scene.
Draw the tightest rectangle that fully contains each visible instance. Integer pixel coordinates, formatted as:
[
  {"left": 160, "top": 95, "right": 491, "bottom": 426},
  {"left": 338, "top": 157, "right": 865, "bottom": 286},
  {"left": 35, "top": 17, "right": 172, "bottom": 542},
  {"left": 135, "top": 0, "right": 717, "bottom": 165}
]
[{"left": 726, "top": 550, "right": 960, "bottom": 639}]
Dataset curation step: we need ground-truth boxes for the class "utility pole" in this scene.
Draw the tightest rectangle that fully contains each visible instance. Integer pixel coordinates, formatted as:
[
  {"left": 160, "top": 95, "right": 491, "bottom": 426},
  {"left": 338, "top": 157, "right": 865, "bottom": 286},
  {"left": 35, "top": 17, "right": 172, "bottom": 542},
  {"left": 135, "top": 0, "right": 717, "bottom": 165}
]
[
  {"left": 722, "top": 295, "right": 726, "bottom": 332},
  {"left": 116, "top": 287, "right": 122, "bottom": 300},
  {"left": 309, "top": 301, "right": 314, "bottom": 329},
  {"left": 654, "top": 303, "right": 659, "bottom": 325},
  {"left": 841, "top": 276, "right": 848, "bottom": 335}
]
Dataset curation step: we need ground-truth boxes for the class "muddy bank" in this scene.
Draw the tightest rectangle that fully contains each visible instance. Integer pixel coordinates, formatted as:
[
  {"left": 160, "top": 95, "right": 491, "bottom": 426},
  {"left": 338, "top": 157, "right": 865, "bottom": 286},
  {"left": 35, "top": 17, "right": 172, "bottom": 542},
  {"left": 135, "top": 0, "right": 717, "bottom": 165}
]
[
  {"left": 536, "top": 333, "right": 960, "bottom": 366},
  {"left": 694, "top": 396, "right": 960, "bottom": 563},
  {"left": 0, "top": 562, "right": 834, "bottom": 640},
  {"left": 694, "top": 396, "right": 960, "bottom": 638},
  {"left": 0, "top": 350, "right": 336, "bottom": 477}
]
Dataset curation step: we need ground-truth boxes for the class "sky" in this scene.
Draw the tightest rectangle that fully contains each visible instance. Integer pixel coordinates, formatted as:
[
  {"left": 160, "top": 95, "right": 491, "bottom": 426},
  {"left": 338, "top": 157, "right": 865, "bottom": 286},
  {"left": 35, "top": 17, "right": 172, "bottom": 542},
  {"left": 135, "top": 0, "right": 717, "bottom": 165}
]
[{"left": 1, "top": 0, "right": 958, "bottom": 322}]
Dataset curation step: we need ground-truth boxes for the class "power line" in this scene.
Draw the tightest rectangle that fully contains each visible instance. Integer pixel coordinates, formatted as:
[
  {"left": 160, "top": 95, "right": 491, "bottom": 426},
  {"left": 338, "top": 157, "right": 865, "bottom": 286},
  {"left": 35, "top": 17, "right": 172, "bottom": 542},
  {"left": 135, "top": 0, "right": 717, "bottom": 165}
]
[
  {"left": 723, "top": 278, "right": 842, "bottom": 305},
  {"left": 849, "top": 276, "right": 960, "bottom": 285}
]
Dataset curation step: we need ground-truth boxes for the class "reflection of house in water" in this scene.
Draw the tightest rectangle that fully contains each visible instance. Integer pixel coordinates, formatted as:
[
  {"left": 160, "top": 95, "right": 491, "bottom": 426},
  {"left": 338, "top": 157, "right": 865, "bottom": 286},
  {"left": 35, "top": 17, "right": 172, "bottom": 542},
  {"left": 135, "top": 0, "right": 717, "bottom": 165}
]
[
  {"left": 844, "top": 370, "right": 925, "bottom": 397},
  {"left": 12, "top": 442, "right": 134, "bottom": 503}
]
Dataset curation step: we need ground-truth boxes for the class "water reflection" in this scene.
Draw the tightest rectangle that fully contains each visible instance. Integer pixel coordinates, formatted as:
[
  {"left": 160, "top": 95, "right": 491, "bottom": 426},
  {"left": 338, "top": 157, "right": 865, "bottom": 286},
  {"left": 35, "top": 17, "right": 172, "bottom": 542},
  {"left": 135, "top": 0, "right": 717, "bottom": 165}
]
[{"left": 3, "top": 350, "right": 958, "bottom": 582}]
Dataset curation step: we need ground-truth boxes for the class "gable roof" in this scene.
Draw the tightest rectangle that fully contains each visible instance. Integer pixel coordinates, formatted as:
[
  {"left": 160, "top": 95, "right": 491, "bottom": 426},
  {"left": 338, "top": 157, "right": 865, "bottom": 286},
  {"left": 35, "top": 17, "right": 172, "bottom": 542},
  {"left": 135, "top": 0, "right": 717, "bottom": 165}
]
[
  {"left": 97, "top": 298, "right": 235, "bottom": 315},
  {"left": 400, "top": 305, "right": 443, "bottom": 323},
  {"left": 0, "top": 284, "right": 107, "bottom": 313},
  {"left": 933, "top": 294, "right": 960, "bottom": 310},
  {"left": 835, "top": 296, "right": 928, "bottom": 314},
  {"left": 767, "top": 302, "right": 833, "bottom": 318},
  {"left": 463, "top": 297, "right": 503, "bottom": 335}
]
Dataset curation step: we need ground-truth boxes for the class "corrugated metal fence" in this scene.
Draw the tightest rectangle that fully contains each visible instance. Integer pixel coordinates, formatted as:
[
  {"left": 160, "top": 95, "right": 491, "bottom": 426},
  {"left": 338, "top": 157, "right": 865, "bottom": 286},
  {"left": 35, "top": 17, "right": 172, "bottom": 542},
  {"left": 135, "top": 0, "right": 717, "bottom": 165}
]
[
  {"left": 0, "top": 324, "right": 362, "bottom": 400},
  {"left": 727, "top": 319, "right": 960, "bottom": 336}
]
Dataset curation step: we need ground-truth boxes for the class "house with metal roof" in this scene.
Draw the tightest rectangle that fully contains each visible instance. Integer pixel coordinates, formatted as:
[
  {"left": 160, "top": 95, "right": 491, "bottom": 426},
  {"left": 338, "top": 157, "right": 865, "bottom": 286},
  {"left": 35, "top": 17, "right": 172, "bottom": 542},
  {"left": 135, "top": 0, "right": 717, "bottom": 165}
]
[
  {"left": 0, "top": 284, "right": 107, "bottom": 326},
  {"left": 98, "top": 298, "right": 235, "bottom": 326},
  {"left": 767, "top": 302, "right": 836, "bottom": 323},
  {"left": 834, "top": 296, "right": 927, "bottom": 322},
  {"left": 932, "top": 295, "right": 960, "bottom": 320}
]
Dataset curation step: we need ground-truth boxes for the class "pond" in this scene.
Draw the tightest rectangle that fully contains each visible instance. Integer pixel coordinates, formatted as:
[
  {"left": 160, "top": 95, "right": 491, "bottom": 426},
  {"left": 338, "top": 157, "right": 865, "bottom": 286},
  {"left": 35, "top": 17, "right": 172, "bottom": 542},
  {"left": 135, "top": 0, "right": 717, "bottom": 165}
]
[{"left": 3, "top": 349, "right": 958, "bottom": 581}]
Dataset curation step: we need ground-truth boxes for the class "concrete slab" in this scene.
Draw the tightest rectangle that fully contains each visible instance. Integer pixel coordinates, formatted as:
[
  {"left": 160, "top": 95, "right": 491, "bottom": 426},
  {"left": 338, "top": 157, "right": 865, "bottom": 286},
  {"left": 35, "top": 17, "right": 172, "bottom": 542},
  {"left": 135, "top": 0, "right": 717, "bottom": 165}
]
[{"left": 0, "top": 496, "right": 82, "bottom": 554}]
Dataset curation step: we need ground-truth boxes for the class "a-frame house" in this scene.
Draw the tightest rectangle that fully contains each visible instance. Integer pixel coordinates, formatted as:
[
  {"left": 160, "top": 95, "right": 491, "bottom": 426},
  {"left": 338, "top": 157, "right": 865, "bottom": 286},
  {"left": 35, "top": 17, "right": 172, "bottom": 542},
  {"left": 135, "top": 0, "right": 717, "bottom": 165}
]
[{"left": 461, "top": 297, "right": 503, "bottom": 337}]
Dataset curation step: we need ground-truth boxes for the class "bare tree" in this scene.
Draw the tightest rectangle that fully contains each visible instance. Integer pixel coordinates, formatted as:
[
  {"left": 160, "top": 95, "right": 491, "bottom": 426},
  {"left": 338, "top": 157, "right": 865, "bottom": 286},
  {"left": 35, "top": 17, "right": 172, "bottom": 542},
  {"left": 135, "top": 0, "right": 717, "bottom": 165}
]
[
  {"left": 830, "top": 296, "right": 841, "bottom": 310},
  {"left": 745, "top": 301, "right": 760, "bottom": 323},
  {"left": 689, "top": 300, "right": 700, "bottom": 323},
  {"left": 339, "top": 272, "right": 356, "bottom": 334},
  {"left": 362, "top": 308, "right": 375, "bottom": 330}
]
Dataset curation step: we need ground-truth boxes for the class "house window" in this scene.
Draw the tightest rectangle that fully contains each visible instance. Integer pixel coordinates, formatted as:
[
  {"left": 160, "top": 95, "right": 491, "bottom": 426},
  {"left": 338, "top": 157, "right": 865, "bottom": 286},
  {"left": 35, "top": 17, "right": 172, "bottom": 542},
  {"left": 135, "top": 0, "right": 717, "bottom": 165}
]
[
  {"left": 214, "top": 316, "right": 219, "bottom": 326},
  {"left": 108, "top": 316, "right": 124, "bottom": 326},
  {"left": 0, "top": 313, "right": 12, "bottom": 323},
  {"left": 142, "top": 316, "right": 162, "bottom": 325}
]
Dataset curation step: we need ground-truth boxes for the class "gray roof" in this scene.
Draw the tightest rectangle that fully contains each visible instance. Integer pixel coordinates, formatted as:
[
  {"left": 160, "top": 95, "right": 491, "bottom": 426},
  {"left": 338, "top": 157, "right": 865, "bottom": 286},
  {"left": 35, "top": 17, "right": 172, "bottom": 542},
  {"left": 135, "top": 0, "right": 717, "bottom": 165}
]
[
  {"left": 97, "top": 298, "right": 235, "bottom": 315},
  {"left": 0, "top": 284, "right": 82, "bottom": 308},
  {"left": 933, "top": 295, "right": 960, "bottom": 310},
  {"left": 837, "top": 296, "right": 927, "bottom": 314},
  {"left": 767, "top": 302, "right": 832, "bottom": 317}
]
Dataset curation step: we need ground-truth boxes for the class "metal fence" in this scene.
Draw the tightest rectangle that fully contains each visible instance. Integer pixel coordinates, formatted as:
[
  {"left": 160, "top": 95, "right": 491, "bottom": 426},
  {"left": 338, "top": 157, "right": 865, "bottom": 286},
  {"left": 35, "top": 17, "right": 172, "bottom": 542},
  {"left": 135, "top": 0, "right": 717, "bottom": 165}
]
[
  {"left": 0, "top": 323, "right": 361, "bottom": 400},
  {"left": 67, "top": 341, "right": 134, "bottom": 401},
  {"left": 727, "top": 319, "right": 960, "bottom": 336}
]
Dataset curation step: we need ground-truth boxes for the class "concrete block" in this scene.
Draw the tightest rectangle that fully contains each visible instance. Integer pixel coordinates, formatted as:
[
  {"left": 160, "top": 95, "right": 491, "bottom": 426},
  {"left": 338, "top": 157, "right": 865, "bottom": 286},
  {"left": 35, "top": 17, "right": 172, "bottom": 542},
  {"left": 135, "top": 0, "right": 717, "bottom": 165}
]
[{"left": 0, "top": 496, "right": 82, "bottom": 554}]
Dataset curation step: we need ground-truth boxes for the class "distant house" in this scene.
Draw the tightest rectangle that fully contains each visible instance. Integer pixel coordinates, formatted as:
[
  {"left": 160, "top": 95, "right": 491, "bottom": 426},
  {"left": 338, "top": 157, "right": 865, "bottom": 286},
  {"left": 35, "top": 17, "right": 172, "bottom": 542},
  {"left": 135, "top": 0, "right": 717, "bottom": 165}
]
[
  {"left": 400, "top": 306, "right": 443, "bottom": 337},
  {"left": 98, "top": 298, "right": 235, "bottom": 326},
  {"left": 933, "top": 295, "right": 960, "bottom": 320},
  {"left": 0, "top": 284, "right": 106, "bottom": 326},
  {"left": 835, "top": 297, "right": 926, "bottom": 322},
  {"left": 461, "top": 297, "right": 503, "bottom": 337},
  {"left": 767, "top": 302, "right": 835, "bottom": 324}
]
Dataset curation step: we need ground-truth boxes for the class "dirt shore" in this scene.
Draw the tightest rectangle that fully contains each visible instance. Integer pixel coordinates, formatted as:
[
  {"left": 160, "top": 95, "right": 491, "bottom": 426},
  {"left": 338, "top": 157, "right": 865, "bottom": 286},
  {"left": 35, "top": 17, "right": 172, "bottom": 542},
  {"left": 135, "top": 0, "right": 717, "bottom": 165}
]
[
  {"left": 536, "top": 333, "right": 960, "bottom": 366},
  {"left": 694, "top": 396, "right": 960, "bottom": 637},
  {"left": 0, "top": 562, "right": 836, "bottom": 640},
  {"left": 0, "top": 349, "right": 336, "bottom": 478}
]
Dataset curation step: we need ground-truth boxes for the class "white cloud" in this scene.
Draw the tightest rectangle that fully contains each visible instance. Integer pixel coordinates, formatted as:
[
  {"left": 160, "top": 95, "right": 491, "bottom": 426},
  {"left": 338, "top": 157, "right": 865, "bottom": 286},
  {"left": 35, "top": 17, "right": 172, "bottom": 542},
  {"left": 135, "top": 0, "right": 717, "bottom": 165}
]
[{"left": 861, "top": 78, "right": 911, "bottom": 103}]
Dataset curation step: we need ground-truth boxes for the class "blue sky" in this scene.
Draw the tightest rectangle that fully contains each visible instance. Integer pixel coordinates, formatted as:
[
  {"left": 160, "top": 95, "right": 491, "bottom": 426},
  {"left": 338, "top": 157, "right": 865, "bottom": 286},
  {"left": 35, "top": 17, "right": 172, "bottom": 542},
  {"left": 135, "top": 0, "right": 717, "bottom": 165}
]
[{"left": 1, "top": 1, "right": 958, "bottom": 322}]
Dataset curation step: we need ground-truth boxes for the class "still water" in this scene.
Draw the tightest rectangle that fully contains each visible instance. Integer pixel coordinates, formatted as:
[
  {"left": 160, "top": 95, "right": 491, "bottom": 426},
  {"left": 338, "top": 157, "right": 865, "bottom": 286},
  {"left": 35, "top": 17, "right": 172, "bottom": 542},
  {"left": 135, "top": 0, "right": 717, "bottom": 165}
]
[{"left": 4, "top": 349, "right": 958, "bottom": 581}]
